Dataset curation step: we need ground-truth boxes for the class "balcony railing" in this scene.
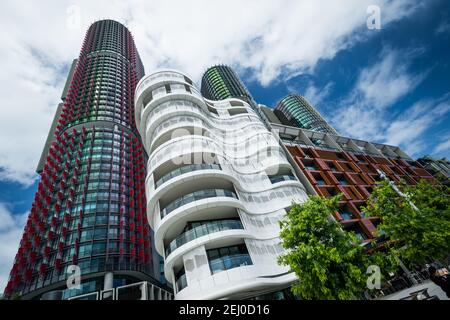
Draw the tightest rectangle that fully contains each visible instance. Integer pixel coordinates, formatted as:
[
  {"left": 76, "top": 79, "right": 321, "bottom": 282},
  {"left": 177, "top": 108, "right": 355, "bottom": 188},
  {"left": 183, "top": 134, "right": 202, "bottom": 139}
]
[
  {"left": 165, "top": 219, "right": 244, "bottom": 257},
  {"left": 160, "top": 189, "right": 238, "bottom": 219},
  {"left": 269, "top": 175, "right": 297, "bottom": 184},
  {"left": 209, "top": 254, "right": 252, "bottom": 274},
  {"left": 155, "top": 164, "right": 221, "bottom": 189}
]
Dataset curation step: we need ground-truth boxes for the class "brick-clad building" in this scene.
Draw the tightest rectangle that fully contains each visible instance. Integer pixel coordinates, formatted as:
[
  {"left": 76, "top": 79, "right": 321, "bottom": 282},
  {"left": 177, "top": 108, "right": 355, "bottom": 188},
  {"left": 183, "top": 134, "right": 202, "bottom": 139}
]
[{"left": 286, "top": 144, "right": 434, "bottom": 241}]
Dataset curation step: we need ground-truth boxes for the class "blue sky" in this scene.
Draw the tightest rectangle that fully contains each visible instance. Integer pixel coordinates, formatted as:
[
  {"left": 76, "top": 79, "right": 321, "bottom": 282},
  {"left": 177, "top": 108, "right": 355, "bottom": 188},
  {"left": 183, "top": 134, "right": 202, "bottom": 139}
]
[
  {"left": 247, "top": 0, "right": 450, "bottom": 158},
  {"left": 0, "top": 0, "right": 449, "bottom": 291}
]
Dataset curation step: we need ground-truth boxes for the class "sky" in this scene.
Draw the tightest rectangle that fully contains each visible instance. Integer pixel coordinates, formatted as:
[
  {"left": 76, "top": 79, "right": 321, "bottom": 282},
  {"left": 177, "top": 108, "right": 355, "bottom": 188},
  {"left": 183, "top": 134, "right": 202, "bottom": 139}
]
[{"left": 0, "top": 0, "right": 449, "bottom": 292}]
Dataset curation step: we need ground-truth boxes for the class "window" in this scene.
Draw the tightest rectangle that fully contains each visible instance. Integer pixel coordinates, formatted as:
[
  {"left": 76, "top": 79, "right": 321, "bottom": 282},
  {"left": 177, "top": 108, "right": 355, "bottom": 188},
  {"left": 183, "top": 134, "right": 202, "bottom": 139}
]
[
  {"left": 92, "top": 242, "right": 106, "bottom": 255},
  {"left": 327, "top": 161, "right": 339, "bottom": 172},
  {"left": 109, "top": 215, "right": 119, "bottom": 225},
  {"left": 228, "top": 108, "right": 248, "bottom": 116},
  {"left": 78, "top": 244, "right": 92, "bottom": 258},
  {"left": 230, "top": 101, "right": 244, "bottom": 107},
  {"left": 325, "top": 187, "right": 338, "bottom": 196},
  {"left": 184, "top": 76, "right": 193, "bottom": 85},
  {"left": 82, "top": 215, "right": 96, "bottom": 227},
  {"left": 207, "top": 105, "right": 218, "bottom": 115},
  {"left": 313, "top": 173, "right": 326, "bottom": 185},
  {"left": 108, "top": 241, "right": 119, "bottom": 253},
  {"left": 339, "top": 205, "right": 355, "bottom": 220},
  {"left": 304, "top": 163, "right": 317, "bottom": 171},
  {"left": 108, "top": 228, "right": 119, "bottom": 238},
  {"left": 80, "top": 229, "right": 94, "bottom": 242},
  {"left": 206, "top": 244, "right": 252, "bottom": 274},
  {"left": 94, "top": 227, "right": 107, "bottom": 239},
  {"left": 166, "top": 218, "right": 243, "bottom": 257},
  {"left": 95, "top": 214, "right": 108, "bottom": 225},
  {"left": 355, "top": 231, "right": 367, "bottom": 241},
  {"left": 335, "top": 174, "right": 349, "bottom": 185}
]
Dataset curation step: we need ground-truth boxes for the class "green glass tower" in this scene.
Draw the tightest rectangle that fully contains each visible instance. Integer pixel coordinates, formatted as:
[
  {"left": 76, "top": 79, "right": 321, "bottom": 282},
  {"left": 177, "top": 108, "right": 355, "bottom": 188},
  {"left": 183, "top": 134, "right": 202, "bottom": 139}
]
[
  {"left": 274, "top": 94, "right": 337, "bottom": 134},
  {"left": 201, "top": 65, "right": 253, "bottom": 103}
]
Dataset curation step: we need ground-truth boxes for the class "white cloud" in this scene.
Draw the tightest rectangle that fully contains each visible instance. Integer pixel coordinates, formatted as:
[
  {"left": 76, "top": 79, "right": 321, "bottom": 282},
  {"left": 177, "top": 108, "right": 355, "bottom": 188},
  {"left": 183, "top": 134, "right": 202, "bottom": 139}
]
[
  {"left": 332, "top": 46, "right": 450, "bottom": 157},
  {"left": 0, "top": 203, "right": 28, "bottom": 293},
  {"left": 332, "top": 46, "right": 424, "bottom": 139},
  {"left": 435, "top": 20, "right": 450, "bottom": 35},
  {"left": 356, "top": 46, "right": 427, "bottom": 109},
  {"left": 303, "top": 82, "right": 334, "bottom": 108},
  {"left": 0, "top": 0, "right": 421, "bottom": 185},
  {"left": 433, "top": 133, "right": 450, "bottom": 155},
  {"left": 332, "top": 103, "right": 385, "bottom": 141},
  {"left": 384, "top": 98, "right": 450, "bottom": 155}
]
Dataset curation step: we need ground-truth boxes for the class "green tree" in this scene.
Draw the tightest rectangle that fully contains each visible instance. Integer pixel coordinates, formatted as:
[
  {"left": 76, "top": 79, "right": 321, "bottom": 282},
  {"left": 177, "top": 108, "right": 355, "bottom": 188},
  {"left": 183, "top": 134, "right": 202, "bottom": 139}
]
[
  {"left": 363, "top": 179, "right": 450, "bottom": 266},
  {"left": 278, "top": 194, "right": 393, "bottom": 300}
]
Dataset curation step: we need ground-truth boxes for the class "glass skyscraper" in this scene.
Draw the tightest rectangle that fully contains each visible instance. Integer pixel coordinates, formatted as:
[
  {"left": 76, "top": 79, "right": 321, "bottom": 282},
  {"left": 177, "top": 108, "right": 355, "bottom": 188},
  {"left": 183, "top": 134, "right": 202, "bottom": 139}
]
[
  {"left": 201, "top": 65, "right": 253, "bottom": 103},
  {"left": 274, "top": 94, "right": 338, "bottom": 134},
  {"left": 4, "top": 20, "right": 165, "bottom": 300}
]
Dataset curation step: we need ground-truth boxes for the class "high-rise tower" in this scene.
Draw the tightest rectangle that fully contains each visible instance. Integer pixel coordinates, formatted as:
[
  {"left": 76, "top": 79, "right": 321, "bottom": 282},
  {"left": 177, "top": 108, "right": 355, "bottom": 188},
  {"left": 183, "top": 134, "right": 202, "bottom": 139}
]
[
  {"left": 4, "top": 20, "right": 165, "bottom": 300},
  {"left": 274, "top": 94, "right": 337, "bottom": 134},
  {"left": 135, "top": 70, "right": 308, "bottom": 299},
  {"left": 201, "top": 65, "right": 253, "bottom": 103}
]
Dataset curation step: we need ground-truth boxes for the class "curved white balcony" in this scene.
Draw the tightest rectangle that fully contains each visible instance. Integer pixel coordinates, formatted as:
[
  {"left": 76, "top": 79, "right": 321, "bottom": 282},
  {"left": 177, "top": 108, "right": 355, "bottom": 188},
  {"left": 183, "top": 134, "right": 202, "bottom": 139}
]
[
  {"left": 136, "top": 70, "right": 192, "bottom": 99},
  {"left": 154, "top": 195, "right": 243, "bottom": 254},
  {"left": 147, "top": 134, "right": 284, "bottom": 175},
  {"left": 175, "top": 271, "right": 297, "bottom": 300},
  {"left": 144, "top": 100, "right": 263, "bottom": 147},
  {"left": 165, "top": 219, "right": 245, "bottom": 258},
  {"left": 135, "top": 69, "right": 195, "bottom": 117},
  {"left": 149, "top": 115, "right": 268, "bottom": 153},
  {"left": 156, "top": 163, "right": 221, "bottom": 189},
  {"left": 139, "top": 89, "right": 206, "bottom": 146},
  {"left": 166, "top": 189, "right": 235, "bottom": 216}
]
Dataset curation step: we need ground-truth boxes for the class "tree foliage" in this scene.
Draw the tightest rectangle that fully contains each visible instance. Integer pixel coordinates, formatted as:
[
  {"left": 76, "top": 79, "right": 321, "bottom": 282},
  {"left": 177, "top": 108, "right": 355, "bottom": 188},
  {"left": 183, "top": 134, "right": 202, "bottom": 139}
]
[
  {"left": 363, "top": 179, "right": 450, "bottom": 265},
  {"left": 278, "top": 194, "right": 392, "bottom": 300}
]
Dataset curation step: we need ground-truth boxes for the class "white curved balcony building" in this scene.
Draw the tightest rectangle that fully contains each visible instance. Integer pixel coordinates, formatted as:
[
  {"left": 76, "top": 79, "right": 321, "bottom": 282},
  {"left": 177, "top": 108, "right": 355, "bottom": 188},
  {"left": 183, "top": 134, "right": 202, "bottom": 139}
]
[{"left": 135, "top": 70, "right": 309, "bottom": 300}]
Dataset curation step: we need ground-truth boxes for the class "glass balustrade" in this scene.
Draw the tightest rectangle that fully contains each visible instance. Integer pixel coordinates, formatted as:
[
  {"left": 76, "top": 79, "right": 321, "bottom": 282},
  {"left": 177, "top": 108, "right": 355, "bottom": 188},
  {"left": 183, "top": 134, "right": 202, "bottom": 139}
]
[
  {"left": 160, "top": 189, "right": 237, "bottom": 219},
  {"left": 165, "top": 219, "right": 244, "bottom": 257},
  {"left": 208, "top": 254, "right": 253, "bottom": 274},
  {"left": 269, "top": 175, "right": 297, "bottom": 184},
  {"left": 155, "top": 164, "right": 221, "bottom": 189}
]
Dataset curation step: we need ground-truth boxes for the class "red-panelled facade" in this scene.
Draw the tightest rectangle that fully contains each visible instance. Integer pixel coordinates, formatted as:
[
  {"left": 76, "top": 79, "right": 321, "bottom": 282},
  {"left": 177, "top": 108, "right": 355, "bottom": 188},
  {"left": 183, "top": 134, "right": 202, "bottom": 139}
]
[
  {"left": 286, "top": 145, "right": 435, "bottom": 241},
  {"left": 4, "top": 20, "right": 162, "bottom": 299}
]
